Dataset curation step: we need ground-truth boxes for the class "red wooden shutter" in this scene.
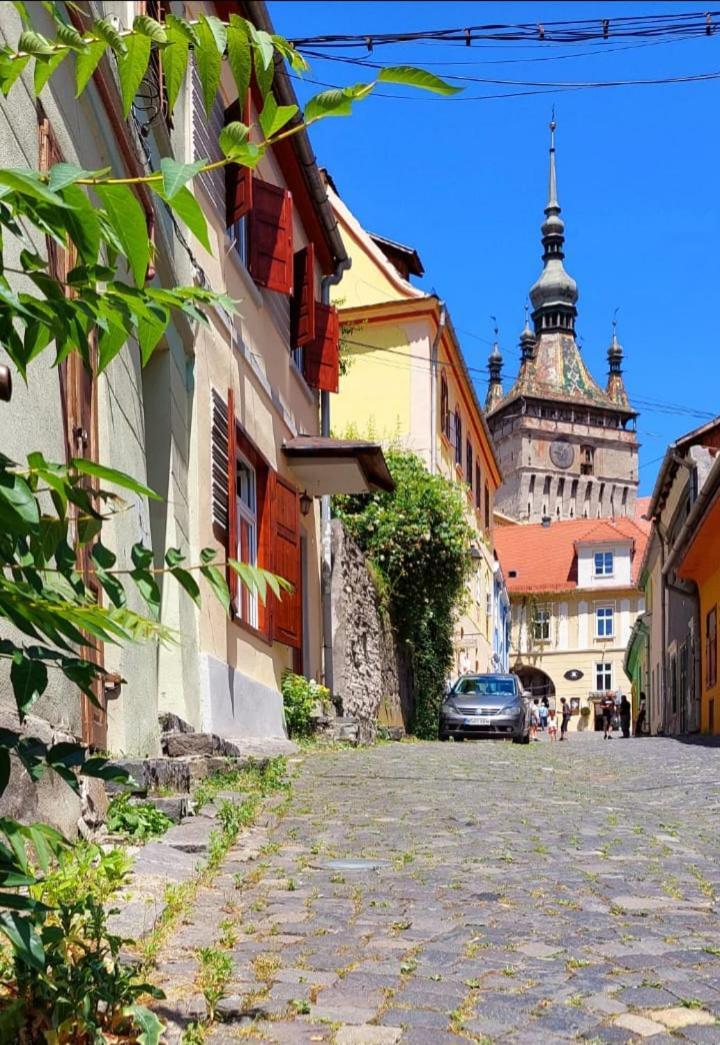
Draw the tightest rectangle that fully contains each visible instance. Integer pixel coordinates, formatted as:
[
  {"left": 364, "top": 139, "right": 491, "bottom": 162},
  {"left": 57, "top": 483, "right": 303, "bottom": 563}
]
[
  {"left": 303, "top": 303, "right": 340, "bottom": 393},
  {"left": 226, "top": 388, "right": 238, "bottom": 612},
  {"left": 248, "top": 178, "right": 293, "bottom": 293},
  {"left": 224, "top": 92, "right": 252, "bottom": 227},
  {"left": 290, "top": 243, "right": 315, "bottom": 347},
  {"left": 271, "top": 475, "right": 301, "bottom": 649}
]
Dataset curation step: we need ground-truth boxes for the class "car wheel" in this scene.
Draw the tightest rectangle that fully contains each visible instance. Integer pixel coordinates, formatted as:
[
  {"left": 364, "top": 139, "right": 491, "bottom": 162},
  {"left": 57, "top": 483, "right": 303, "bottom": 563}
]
[
  {"left": 454, "top": 735, "right": 465, "bottom": 742},
  {"left": 439, "top": 733, "right": 449, "bottom": 742},
  {"left": 522, "top": 730, "right": 531, "bottom": 744}
]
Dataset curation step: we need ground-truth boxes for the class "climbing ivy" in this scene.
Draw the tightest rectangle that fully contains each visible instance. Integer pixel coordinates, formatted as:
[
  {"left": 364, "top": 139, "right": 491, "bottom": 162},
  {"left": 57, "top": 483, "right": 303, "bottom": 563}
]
[{"left": 334, "top": 451, "right": 472, "bottom": 738}]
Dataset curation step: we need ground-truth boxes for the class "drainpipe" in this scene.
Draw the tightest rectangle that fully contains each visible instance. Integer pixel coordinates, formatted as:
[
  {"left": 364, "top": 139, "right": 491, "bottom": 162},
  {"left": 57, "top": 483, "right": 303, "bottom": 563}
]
[
  {"left": 320, "top": 258, "right": 352, "bottom": 693},
  {"left": 657, "top": 521, "right": 667, "bottom": 735},
  {"left": 429, "top": 300, "right": 447, "bottom": 474}
]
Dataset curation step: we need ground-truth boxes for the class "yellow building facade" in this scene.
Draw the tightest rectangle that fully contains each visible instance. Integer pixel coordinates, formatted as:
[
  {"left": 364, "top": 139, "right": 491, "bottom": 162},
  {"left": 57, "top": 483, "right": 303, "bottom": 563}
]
[{"left": 328, "top": 184, "right": 503, "bottom": 675}]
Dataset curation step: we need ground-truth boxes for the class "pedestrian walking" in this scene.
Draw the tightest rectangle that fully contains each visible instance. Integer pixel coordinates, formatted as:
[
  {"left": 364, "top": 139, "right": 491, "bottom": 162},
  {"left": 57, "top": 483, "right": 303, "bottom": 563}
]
[
  {"left": 539, "top": 702, "right": 548, "bottom": 731},
  {"left": 529, "top": 699, "right": 540, "bottom": 741},
  {"left": 547, "top": 708, "right": 558, "bottom": 741},
  {"left": 635, "top": 693, "right": 647, "bottom": 737},
  {"left": 619, "top": 694, "right": 631, "bottom": 738},
  {"left": 559, "top": 697, "right": 571, "bottom": 740},
  {"left": 601, "top": 693, "right": 615, "bottom": 739}
]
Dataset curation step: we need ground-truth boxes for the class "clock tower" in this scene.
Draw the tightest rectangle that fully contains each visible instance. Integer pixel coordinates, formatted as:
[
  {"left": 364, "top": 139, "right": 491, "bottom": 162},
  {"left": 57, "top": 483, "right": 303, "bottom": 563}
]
[{"left": 486, "top": 120, "right": 639, "bottom": 523}]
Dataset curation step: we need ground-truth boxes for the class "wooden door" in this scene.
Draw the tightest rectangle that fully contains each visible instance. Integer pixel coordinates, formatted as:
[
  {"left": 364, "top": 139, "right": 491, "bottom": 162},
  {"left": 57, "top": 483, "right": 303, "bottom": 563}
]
[{"left": 39, "top": 115, "right": 107, "bottom": 749}]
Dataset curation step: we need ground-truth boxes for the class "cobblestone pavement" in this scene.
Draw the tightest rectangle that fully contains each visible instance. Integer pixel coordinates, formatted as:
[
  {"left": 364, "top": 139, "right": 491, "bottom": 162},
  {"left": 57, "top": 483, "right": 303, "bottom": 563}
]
[{"left": 157, "top": 735, "right": 720, "bottom": 1043}]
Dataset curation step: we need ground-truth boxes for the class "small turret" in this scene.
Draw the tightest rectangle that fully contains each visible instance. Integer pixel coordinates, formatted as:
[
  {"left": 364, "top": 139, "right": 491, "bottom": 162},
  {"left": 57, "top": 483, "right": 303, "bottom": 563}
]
[
  {"left": 606, "top": 319, "right": 629, "bottom": 406},
  {"left": 485, "top": 336, "right": 504, "bottom": 413},
  {"left": 519, "top": 304, "right": 536, "bottom": 364}
]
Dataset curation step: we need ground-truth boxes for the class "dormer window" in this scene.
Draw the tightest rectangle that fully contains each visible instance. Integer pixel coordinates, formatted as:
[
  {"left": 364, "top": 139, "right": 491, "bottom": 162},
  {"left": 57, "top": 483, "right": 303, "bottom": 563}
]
[{"left": 594, "top": 551, "right": 614, "bottom": 577}]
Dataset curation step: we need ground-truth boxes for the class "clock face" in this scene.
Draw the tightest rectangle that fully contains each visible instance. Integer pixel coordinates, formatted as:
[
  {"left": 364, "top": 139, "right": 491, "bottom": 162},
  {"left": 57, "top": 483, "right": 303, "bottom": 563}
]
[{"left": 550, "top": 439, "right": 574, "bottom": 469}]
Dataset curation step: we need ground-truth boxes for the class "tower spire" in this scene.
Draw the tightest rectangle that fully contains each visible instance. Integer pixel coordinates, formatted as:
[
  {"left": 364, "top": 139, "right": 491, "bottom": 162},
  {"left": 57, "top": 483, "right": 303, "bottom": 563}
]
[
  {"left": 485, "top": 319, "right": 504, "bottom": 413},
  {"left": 528, "top": 114, "right": 578, "bottom": 336},
  {"left": 606, "top": 312, "right": 629, "bottom": 406},
  {"left": 519, "top": 303, "right": 536, "bottom": 363}
]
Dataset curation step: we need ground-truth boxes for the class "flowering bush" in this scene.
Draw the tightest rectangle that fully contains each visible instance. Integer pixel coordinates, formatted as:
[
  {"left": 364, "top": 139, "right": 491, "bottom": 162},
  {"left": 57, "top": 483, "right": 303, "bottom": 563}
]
[
  {"left": 282, "top": 673, "right": 330, "bottom": 737},
  {"left": 334, "top": 451, "right": 472, "bottom": 738}
]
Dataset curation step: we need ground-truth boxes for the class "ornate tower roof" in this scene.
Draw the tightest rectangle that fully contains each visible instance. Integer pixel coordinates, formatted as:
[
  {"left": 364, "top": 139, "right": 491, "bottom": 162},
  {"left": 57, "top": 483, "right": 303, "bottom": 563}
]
[
  {"left": 606, "top": 321, "right": 629, "bottom": 406},
  {"left": 485, "top": 337, "right": 504, "bottom": 412},
  {"left": 529, "top": 117, "right": 578, "bottom": 337},
  {"left": 487, "top": 117, "right": 635, "bottom": 419}
]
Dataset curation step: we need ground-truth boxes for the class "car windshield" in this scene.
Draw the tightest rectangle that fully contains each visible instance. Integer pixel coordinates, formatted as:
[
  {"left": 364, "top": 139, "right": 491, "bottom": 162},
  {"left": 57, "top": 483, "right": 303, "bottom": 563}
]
[{"left": 453, "top": 677, "right": 517, "bottom": 698}]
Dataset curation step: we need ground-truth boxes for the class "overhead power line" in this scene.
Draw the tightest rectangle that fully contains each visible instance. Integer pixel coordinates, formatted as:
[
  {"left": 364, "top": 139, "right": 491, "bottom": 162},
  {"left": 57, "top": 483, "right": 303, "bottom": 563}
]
[{"left": 291, "top": 10, "right": 720, "bottom": 49}]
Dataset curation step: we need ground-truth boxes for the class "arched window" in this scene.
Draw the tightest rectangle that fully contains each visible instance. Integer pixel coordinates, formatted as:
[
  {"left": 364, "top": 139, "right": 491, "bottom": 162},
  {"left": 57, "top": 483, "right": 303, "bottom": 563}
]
[
  {"left": 440, "top": 374, "right": 449, "bottom": 438},
  {"left": 454, "top": 409, "right": 462, "bottom": 467}
]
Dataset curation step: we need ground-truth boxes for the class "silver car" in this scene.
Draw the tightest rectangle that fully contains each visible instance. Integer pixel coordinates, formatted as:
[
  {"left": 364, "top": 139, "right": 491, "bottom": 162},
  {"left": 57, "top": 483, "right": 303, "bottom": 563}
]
[{"left": 439, "top": 674, "right": 531, "bottom": 743}]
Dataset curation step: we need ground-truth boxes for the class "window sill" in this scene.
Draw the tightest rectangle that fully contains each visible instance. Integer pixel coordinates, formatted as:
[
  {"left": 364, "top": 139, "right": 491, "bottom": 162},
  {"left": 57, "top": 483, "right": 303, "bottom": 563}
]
[
  {"left": 232, "top": 613, "right": 273, "bottom": 648},
  {"left": 225, "top": 236, "right": 264, "bottom": 311}
]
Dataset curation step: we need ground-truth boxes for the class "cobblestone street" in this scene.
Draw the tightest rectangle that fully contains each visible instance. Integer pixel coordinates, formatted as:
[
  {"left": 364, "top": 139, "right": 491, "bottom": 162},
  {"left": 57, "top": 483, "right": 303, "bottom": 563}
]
[{"left": 157, "top": 735, "right": 720, "bottom": 1043}]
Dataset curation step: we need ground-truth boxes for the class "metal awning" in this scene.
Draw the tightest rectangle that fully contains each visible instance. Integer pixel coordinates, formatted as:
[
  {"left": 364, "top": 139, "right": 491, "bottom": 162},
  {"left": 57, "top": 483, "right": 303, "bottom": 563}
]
[{"left": 282, "top": 436, "right": 395, "bottom": 496}]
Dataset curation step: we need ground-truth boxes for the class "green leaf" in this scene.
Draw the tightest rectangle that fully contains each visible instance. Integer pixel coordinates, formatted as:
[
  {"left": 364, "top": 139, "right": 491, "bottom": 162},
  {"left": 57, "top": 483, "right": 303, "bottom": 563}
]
[
  {"left": 117, "top": 31, "right": 151, "bottom": 117},
  {"left": 17, "top": 30, "right": 55, "bottom": 57},
  {"left": 133, "top": 14, "right": 167, "bottom": 45},
  {"left": 95, "top": 183, "right": 149, "bottom": 287},
  {"left": 156, "top": 185, "right": 210, "bottom": 252},
  {"left": 376, "top": 66, "right": 462, "bottom": 96},
  {"left": 304, "top": 84, "right": 375, "bottom": 123},
  {"left": 33, "top": 49, "right": 66, "bottom": 94},
  {"left": 71, "top": 458, "right": 160, "bottom": 500},
  {"left": 164, "top": 14, "right": 199, "bottom": 47},
  {"left": 162, "top": 27, "right": 188, "bottom": 115},
  {"left": 75, "top": 39, "right": 106, "bottom": 96},
  {"left": 10, "top": 656, "right": 47, "bottom": 719},
  {"left": 200, "top": 14, "right": 227, "bottom": 56},
  {"left": 0, "top": 751, "right": 10, "bottom": 799},
  {"left": 131, "top": 569, "right": 161, "bottom": 616},
  {"left": 62, "top": 183, "right": 101, "bottom": 263},
  {"left": 169, "top": 566, "right": 201, "bottom": 605},
  {"left": 93, "top": 17, "right": 128, "bottom": 57},
  {"left": 10, "top": 1, "right": 31, "bottom": 25},
  {"left": 194, "top": 15, "right": 223, "bottom": 116},
  {"left": 248, "top": 24, "right": 274, "bottom": 72},
  {"left": 0, "top": 169, "right": 68, "bottom": 206},
  {"left": 137, "top": 304, "right": 169, "bottom": 365},
  {"left": 200, "top": 547, "right": 218, "bottom": 564},
  {"left": 160, "top": 157, "right": 206, "bottom": 199},
  {"left": 48, "top": 162, "right": 108, "bottom": 192},
  {"left": 0, "top": 469, "right": 39, "bottom": 533},
  {"left": 227, "top": 20, "right": 251, "bottom": 100},
  {"left": 54, "top": 21, "right": 88, "bottom": 53},
  {"left": 131, "top": 543, "right": 154, "bottom": 570},
  {"left": 218, "top": 120, "right": 249, "bottom": 157},
  {"left": 0, "top": 912, "right": 45, "bottom": 971},
  {"left": 0, "top": 53, "right": 30, "bottom": 96},
  {"left": 200, "top": 564, "right": 230, "bottom": 611},
  {"left": 131, "top": 1004, "right": 164, "bottom": 1045},
  {"left": 80, "top": 756, "right": 133, "bottom": 785},
  {"left": 258, "top": 93, "right": 297, "bottom": 140}
]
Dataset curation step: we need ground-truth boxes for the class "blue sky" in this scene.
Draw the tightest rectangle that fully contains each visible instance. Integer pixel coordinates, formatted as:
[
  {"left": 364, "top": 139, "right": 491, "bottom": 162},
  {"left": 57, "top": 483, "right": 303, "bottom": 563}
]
[{"left": 270, "top": 2, "right": 719, "bottom": 492}]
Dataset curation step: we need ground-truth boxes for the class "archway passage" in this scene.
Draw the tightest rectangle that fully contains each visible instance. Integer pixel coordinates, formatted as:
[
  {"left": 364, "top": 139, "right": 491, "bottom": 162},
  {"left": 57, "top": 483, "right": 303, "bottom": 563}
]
[{"left": 515, "top": 666, "right": 556, "bottom": 704}]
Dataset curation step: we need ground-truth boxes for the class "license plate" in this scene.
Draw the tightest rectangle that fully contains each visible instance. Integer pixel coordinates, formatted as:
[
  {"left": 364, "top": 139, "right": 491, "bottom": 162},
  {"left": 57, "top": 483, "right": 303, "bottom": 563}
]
[{"left": 465, "top": 716, "right": 491, "bottom": 726}]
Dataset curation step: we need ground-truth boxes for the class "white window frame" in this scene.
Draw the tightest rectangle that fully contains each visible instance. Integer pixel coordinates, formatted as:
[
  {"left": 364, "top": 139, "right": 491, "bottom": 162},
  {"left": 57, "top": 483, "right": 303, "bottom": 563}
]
[
  {"left": 231, "top": 214, "right": 249, "bottom": 268},
  {"left": 533, "top": 606, "right": 551, "bottom": 643},
  {"left": 596, "top": 661, "right": 613, "bottom": 691},
  {"left": 594, "top": 549, "right": 614, "bottom": 577},
  {"left": 237, "top": 453, "right": 258, "bottom": 628},
  {"left": 595, "top": 605, "right": 614, "bottom": 639}
]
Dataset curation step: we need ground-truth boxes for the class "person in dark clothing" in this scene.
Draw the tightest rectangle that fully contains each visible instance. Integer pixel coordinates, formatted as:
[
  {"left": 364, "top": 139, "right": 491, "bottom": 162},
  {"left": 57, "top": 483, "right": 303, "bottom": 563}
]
[
  {"left": 601, "top": 694, "right": 615, "bottom": 739},
  {"left": 635, "top": 693, "right": 647, "bottom": 736},
  {"left": 619, "top": 694, "right": 631, "bottom": 738},
  {"left": 559, "top": 697, "right": 571, "bottom": 740}
]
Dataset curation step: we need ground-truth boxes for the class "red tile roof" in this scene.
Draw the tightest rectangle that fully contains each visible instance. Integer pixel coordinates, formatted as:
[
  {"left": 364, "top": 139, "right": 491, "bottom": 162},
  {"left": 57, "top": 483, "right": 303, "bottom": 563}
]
[{"left": 495, "top": 515, "right": 650, "bottom": 594}]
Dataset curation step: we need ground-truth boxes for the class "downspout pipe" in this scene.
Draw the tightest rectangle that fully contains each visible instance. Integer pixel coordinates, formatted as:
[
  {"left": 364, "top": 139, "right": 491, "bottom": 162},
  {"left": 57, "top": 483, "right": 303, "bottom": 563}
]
[
  {"left": 429, "top": 300, "right": 447, "bottom": 474},
  {"left": 320, "top": 257, "right": 352, "bottom": 693}
]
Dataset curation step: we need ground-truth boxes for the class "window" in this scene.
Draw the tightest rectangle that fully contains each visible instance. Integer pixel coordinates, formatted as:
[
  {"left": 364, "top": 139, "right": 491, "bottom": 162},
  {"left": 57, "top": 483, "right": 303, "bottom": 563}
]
[
  {"left": 475, "top": 463, "right": 481, "bottom": 509},
  {"left": 580, "top": 445, "right": 595, "bottom": 475},
  {"left": 466, "top": 440, "right": 473, "bottom": 486},
  {"left": 596, "top": 606, "right": 614, "bottom": 639},
  {"left": 484, "top": 482, "right": 490, "bottom": 531},
  {"left": 596, "top": 662, "right": 613, "bottom": 691},
  {"left": 594, "top": 551, "right": 614, "bottom": 577},
  {"left": 707, "top": 605, "right": 718, "bottom": 689},
  {"left": 533, "top": 606, "right": 550, "bottom": 643},
  {"left": 440, "top": 375, "right": 449, "bottom": 438},
  {"left": 454, "top": 409, "right": 462, "bottom": 467},
  {"left": 236, "top": 456, "right": 258, "bottom": 628}
]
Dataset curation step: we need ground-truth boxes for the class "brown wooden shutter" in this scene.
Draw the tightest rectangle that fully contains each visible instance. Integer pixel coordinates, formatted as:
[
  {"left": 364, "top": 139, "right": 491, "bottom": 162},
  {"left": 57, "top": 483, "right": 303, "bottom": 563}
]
[
  {"left": 224, "top": 92, "right": 253, "bottom": 227},
  {"left": 211, "top": 389, "right": 230, "bottom": 539},
  {"left": 303, "top": 303, "right": 340, "bottom": 393},
  {"left": 290, "top": 244, "right": 315, "bottom": 347},
  {"left": 270, "top": 474, "right": 301, "bottom": 649},
  {"left": 226, "top": 388, "right": 238, "bottom": 611},
  {"left": 248, "top": 178, "right": 293, "bottom": 293}
]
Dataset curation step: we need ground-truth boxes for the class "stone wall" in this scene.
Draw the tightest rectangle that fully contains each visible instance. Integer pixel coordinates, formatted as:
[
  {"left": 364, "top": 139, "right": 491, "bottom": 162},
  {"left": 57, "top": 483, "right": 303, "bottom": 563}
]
[{"left": 331, "top": 520, "right": 408, "bottom": 741}]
